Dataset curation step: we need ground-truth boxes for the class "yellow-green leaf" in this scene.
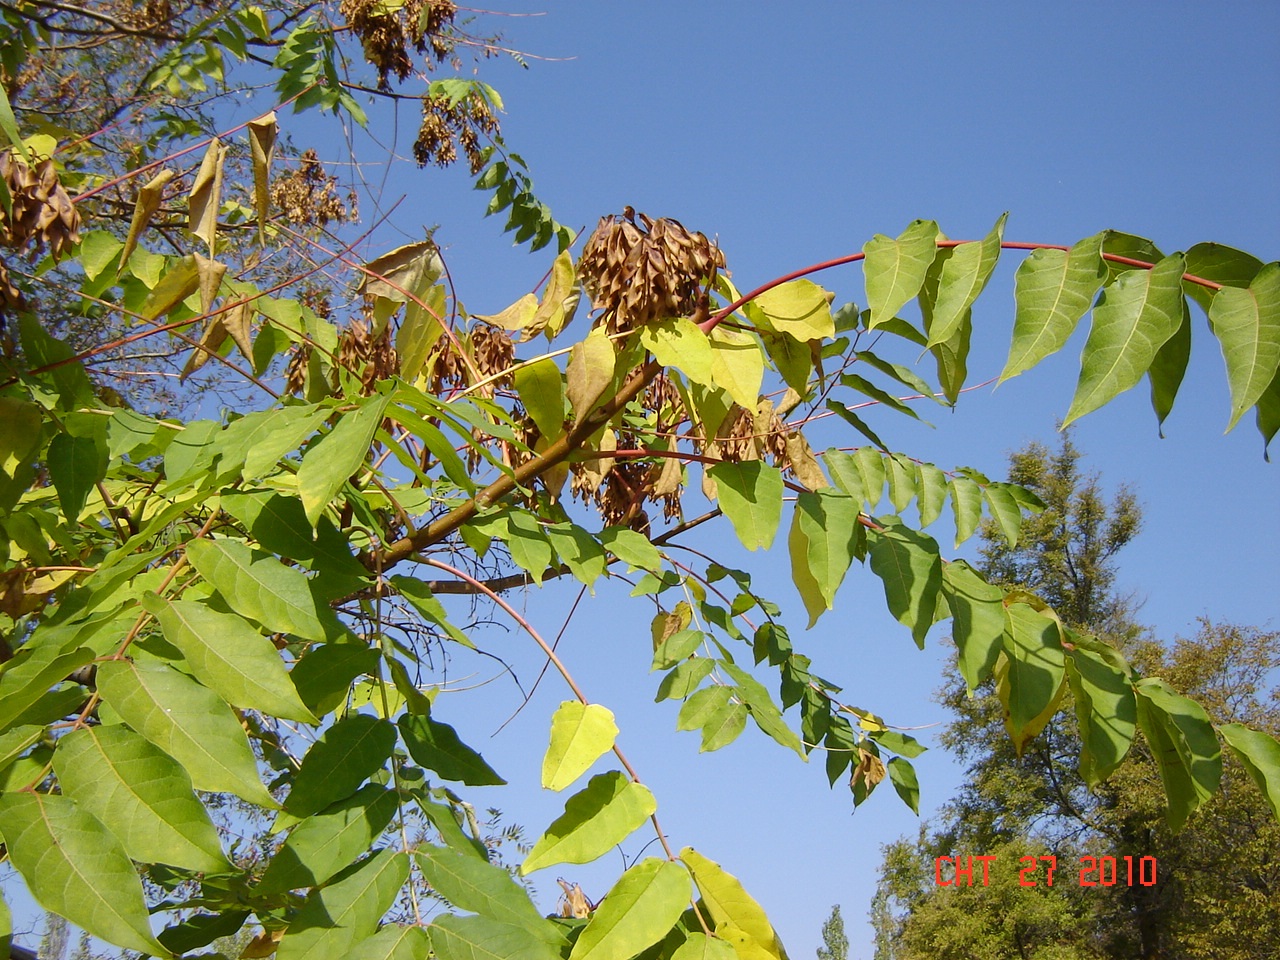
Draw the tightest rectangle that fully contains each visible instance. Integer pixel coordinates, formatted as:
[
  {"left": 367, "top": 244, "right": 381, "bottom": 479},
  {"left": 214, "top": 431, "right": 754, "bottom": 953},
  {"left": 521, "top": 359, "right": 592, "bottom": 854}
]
[
  {"left": 1208, "top": 260, "right": 1280, "bottom": 430},
  {"left": 542, "top": 701, "right": 619, "bottom": 791},
  {"left": 680, "top": 848, "right": 787, "bottom": 960},
  {"left": 863, "top": 220, "right": 938, "bottom": 329},
  {"left": 522, "top": 771, "right": 656, "bottom": 873},
  {"left": 753, "top": 279, "right": 835, "bottom": 341},
  {"left": 569, "top": 858, "right": 691, "bottom": 960}
]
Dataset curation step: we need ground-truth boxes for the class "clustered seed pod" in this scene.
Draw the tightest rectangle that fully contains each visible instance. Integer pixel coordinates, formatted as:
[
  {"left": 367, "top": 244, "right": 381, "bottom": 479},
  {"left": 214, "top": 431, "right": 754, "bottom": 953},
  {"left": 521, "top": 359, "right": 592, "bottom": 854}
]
[
  {"left": 414, "top": 93, "right": 499, "bottom": 174},
  {"left": 1, "top": 149, "right": 82, "bottom": 312},
  {"left": 335, "top": 319, "right": 399, "bottom": 396},
  {"left": 270, "top": 150, "right": 358, "bottom": 228},
  {"left": 578, "top": 208, "right": 724, "bottom": 334},
  {"left": 470, "top": 323, "right": 514, "bottom": 389},
  {"left": 340, "top": 0, "right": 459, "bottom": 90}
]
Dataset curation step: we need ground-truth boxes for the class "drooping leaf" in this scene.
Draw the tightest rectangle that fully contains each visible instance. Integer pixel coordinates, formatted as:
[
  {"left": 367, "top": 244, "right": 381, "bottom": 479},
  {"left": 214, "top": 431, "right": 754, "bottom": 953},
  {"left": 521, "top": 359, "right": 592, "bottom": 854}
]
[
  {"left": 1001, "top": 233, "right": 1106, "bottom": 382},
  {"left": 399, "top": 711, "right": 506, "bottom": 785},
  {"left": 568, "top": 858, "right": 691, "bottom": 960},
  {"left": 886, "top": 757, "right": 920, "bottom": 814},
  {"left": 277, "top": 850, "right": 410, "bottom": 960},
  {"left": 1183, "top": 241, "right": 1264, "bottom": 315},
  {"left": 1207, "top": 260, "right": 1280, "bottom": 430},
  {"left": 292, "top": 642, "right": 381, "bottom": 717},
  {"left": 914, "top": 462, "right": 947, "bottom": 528},
  {"left": 247, "top": 112, "right": 277, "bottom": 244},
  {"left": 286, "top": 714, "right": 397, "bottom": 818},
  {"left": 356, "top": 241, "right": 444, "bottom": 302},
  {"left": 46, "top": 432, "right": 106, "bottom": 523},
  {"left": 1064, "top": 253, "right": 1187, "bottom": 426},
  {"left": 142, "top": 595, "right": 317, "bottom": 722},
  {"left": 867, "top": 519, "right": 942, "bottom": 649},
  {"left": 545, "top": 523, "right": 608, "bottom": 588},
  {"left": 118, "top": 169, "right": 175, "bottom": 273},
  {"left": 0, "top": 792, "right": 169, "bottom": 957},
  {"left": 259, "top": 784, "right": 399, "bottom": 893},
  {"left": 788, "top": 489, "right": 863, "bottom": 627},
  {"left": 522, "top": 771, "right": 657, "bottom": 873},
  {"left": 188, "top": 137, "right": 225, "bottom": 252},
  {"left": 96, "top": 659, "right": 276, "bottom": 806},
  {"left": 941, "top": 560, "right": 1005, "bottom": 693},
  {"left": 708, "top": 461, "right": 784, "bottom": 552},
  {"left": 709, "top": 325, "right": 765, "bottom": 409},
  {"left": 52, "top": 725, "right": 230, "bottom": 872},
  {"left": 186, "top": 538, "right": 340, "bottom": 642},
  {"left": 566, "top": 327, "right": 616, "bottom": 423},
  {"left": 884, "top": 453, "right": 916, "bottom": 513},
  {"left": 999, "top": 604, "right": 1067, "bottom": 754},
  {"left": 352, "top": 924, "right": 431, "bottom": 960},
  {"left": 1065, "top": 635, "right": 1136, "bottom": 788},
  {"left": 680, "top": 848, "right": 787, "bottom": 960},
  {"left": 948, "top": 476, "right": 983, "bottom": 546},
  {"left": 1148, "top": 297, "right": 1192, "bottom": 433},
  {"left": 924, "top": 213, "right": 1006, "bottom": 347},
  {"left": 599, "top": 526, "right": 662, "bottom": 573},
  {"left": 982, "top": 482, "right": 1023, "bottom": 548},
  {"left": 1134, "top": 678, "right": 1222, "bottom": 832},
  {"left": 640, "top": 317, "right": 713, "bottom": 386},
  {"left": 158, "top": 911, "right": 251, "bottom": 956},
  {"left": 542, "top": 701, "right": 619, "bottom": 791},
  {"left": 1219, "top": 723, "right": 1280, "bottom": 822},
  {"left": 297, "top": 393, "right": 392, "bottom": 526},
  {"left": 671, "top": 933, "right": 738, "bottom": 960},
  {"left": 863, "top": 220, "right": 938, "bottom": 329}
]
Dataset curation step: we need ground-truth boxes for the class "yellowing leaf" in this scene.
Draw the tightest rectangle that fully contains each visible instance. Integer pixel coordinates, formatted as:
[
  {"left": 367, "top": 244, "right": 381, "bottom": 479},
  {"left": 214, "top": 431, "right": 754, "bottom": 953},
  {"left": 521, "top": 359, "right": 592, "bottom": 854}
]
[
  {"left": 566, "top": 327, "right": 616, "bottom": 423},
  {"left": 863, "top": 220, "right": 939, "bottom": 329},
  {"left": 568, "top": 859, "right": 690, "bottom": 960},
  {"left": 640, "top": 317, "right": 713, "bottom": 385},
  {"left": 356, "top": 241, "right": 444, "bottom": 302},
  {"left": 188, "top": 137, "right": 225, "bottom": 253},
  {"left": 542, "top": 701, "right": 619, "bottom": 791},
  {"left": 753, "top": 280, "right": 835, "bottom": 341},
  {"left": 680, "top": 848, "right": 787, "bottom": 960},
  {"left": 528, "top": 250, "right": 578, "bottom": 339},
  {"left": 474, "top": 293, "right": 537, "bottom": 331},
  {"left": 194, "top": 252, "right": 226, "bottom": 314},
  {"left": 118, "top": 169, "right": 174, "bottom": 275},
  {"left": 709, "top": 325, "right": 764, "bottom": 408},
  {"left": 247, "top": 111, "right": 277, "bottom": 244},
  {"left": 522, "top": 771, "right": 656, "bottom": 873},
  {"left": 515, "top": 357, "right": 565, "bottom": 441},
  {"left": 140, "top": 255, "right": 200, "bottom": 320}
]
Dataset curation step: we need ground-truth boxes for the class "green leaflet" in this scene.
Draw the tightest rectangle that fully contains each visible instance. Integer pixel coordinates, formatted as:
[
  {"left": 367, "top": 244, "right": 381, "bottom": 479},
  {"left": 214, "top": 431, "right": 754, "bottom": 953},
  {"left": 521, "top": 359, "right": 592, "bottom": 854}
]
[
  {"left": 545, "top": 523, "right": 608, "bottom": 588},
  {"left": 0, "top": 792, "right": 169, "bottom": 957},
  {"left": 285, "top": 714, "right": 397, "bottom": 818},
  {"left": 1064, "top": 254, "right": 1187, "bottom": 426},
  {"left": 522, "top": 771, "right": 657, "bottom": 873},
  {"left": 867, "top": 519, "right": 942, "bottom": 649},
  {"left": 143, "top": 595, "right": 317, "bottom": 722},
  {"left": 96, "top": 659, "right": 276, "bottom": 807},
  {"left": 566, "top": 326, "right": 615, "bottom": 423},
  {"left": 719, "top": 661, "right": 804, "bottom": 758},
  {"left": 698, "top": 698, "right": 748, "bottom": 752},
  {"left": 869, "top": 729, "right": 926, "bottom": 759},
  {"left": 710, "top": 325, "right": 765, "bottom": 409},
  {"left": 1001, "top": 233, "right": 1106, "bottom": 382},
  {"left": 430, "top": 914, "right": 559, "bottom": 960},
  {"left": 0, "top": 643, "right": 94, "bottom": 735},
  {"left": 390, "top": 576, "right": 475, "bottom": 648},
  {"left": 1207, "top": 260, "right": 1280, "bottom": 430},
  {"left": 788, "top": 489, "right": 863, "bottom": 628},
  {"left": 352, "top": 924, "right": 432, "bottom": 960},
  {"left": 680, "top": 848, "right": 788, "bottom": 960},
  {"left": 216, "top": 405, "right": 326, "bottom": 482},
  {"left": 515, "top": 356, "right": 566, "bottom": 441},
  {"left": 568, "top": 858, "right": 691, "bottom": 960},
  {"left": 948, "top": 476, "right": 983, "bottom": 546},
  {"left": 297, "top": 393, "right": 391, "bottom": 525},
  {"left": 503, "top": 510, "right": 554, "bottom": 585},
  {"left": 924, "top": 213, "right": 1006, "bottom": 347},
  {"left": 999, "top": 604, "right": 1067, "bottom": 755},
  {"left": 1134, "top": 678, "right": 1222, "bottom": 832},
  {"left": 292, "top": 643, "right": 381, "bottom": 716},
  {"left": 277, "top": 850, "right": 410, "bottom": 960},
  {"left": 914, "top": 462, "right": 947, "bottom": 528},
  {"left": 863, "top": 220, "right": 939, "bottom": 329},
  {"left": 157, "top": 910, "right": 250, "bottom": 956},
  {"left": 677, "top": 686, "right": 733, "bottom": 733},
  {"left": 186, "top": 538, "right": 340, "bottom": 642},
  {"left": 708, "top": 461, "right": 784, "bottom": 551},
  {"left": 1065, "top": 635, "right": 1136, "bottom": 788},
  {"left": 599, "top": 525, "right": 663, "bottom": 572},
  {"left": 752, "top": 279, "right": 835, "bottom": 341},
  {"left": 887, "top": 757, "right": 920, "bottom": 814},
  {"left": 52, "top": 726, "right": 229, "bottom": 873},
  {"left": 399, "top": 711, "right": 506, "bottom": 785},
  {"left": 671, "top": 933, "right": 738, "bottom": 960},
  {"left": 640, "top": 317, "right": 713, "bottom": 385},
  {"left": 1148, "top": 297, "right": 1192, "bottom": 434},
  {"left": 416, "top": 796, "right": 490, "bottom": 861},
  {"left": 542, "top": 701, "right": 619, "bottom": 791},
  {"left": 823, "top": 449, "right": 864, "bottom": 504},
  {"left": 940, "top": 560, "right": 1004, "bottom": 693},
  {"left": 417, "top": 846, "right": 556, "bottom": 934},
  {"left": 1182, "top": 241, "right": 1264, "bottom": 315},
  {"left": 259, "top": 784, "right": 399, "bottom": 893},
  {"left": 982, "top": 482, "right": 1023, "bottom": 547},
  {"left": 655, "top": 658, "right": 716, "bottom": 701},
  {"left": 399, "top": 285, "right": 447, "bottom": 383},
  {"left": 884, "top": 454, "right": 916, "bottom": 513},
  {"left": 1218, "top": 724, "right": 1280, "bottom": 822},
  {"left": 47, "top": 432, "right": 107, "bottom": 522},
  {"left": 929, "top": 307, "right": 972, "bottom": 404}
]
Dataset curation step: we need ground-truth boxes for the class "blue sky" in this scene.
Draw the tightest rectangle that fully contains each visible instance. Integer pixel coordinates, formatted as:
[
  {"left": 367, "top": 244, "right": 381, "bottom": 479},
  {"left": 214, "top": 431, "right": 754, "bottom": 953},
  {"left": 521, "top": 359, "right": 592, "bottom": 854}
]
[
  {"left": 8, "top": 2, "right": 1278, "bottom": 957},
  {"left": 327, "top": 3, "right": 1278, "bottom": 957}
]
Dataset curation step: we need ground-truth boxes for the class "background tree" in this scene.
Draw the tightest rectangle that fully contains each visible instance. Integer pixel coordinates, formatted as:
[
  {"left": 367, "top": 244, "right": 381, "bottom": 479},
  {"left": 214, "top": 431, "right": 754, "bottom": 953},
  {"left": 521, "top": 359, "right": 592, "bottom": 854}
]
[
  {"left": 816, "top": 905, "right": 848, "bottom": 960},
  {"left": 1, "top": 4, "right": 1279, "bottom": 960},
  {"left": 871, "top": 438, "right": 1280, "bottom": 959}
]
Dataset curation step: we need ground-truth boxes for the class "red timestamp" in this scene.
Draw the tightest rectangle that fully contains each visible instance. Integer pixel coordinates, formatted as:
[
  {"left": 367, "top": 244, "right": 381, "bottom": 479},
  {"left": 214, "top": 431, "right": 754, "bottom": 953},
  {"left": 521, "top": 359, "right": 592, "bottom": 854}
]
[{"left": 934, "top": 855, "right": 1158, "bottom": 887}]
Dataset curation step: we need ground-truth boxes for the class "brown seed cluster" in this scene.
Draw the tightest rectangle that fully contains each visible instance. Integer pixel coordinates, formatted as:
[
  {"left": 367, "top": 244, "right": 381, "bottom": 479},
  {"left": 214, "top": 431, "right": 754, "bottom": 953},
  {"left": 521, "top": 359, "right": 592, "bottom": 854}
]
[
  {"left": 578, "top": 208, "right": 724, "bottom": 334},
  {"left": 340, "top": 0, "right": 459, "bottom": 90},
  {"left": 335, "top": 319, "right": 399, "bottom": 396},
  {"left": 1, "top": 149, "right": 82, "bottom": 311},
  {"left": 270, "top": 150, "right": 357, "bottom": 228},
  {"left": 414, "top": 93, "right": 499, "bottom": 174},
  {"left": 469, "top": 323, "right": 514, "bottom": 389}
]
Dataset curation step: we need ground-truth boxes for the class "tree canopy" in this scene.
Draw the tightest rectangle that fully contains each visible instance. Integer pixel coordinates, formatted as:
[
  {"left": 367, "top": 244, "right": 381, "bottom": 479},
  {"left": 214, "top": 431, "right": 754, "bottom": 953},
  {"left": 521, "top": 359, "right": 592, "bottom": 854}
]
[{"left": 1, "top": 4, "right": 1278, "bottom": 959}]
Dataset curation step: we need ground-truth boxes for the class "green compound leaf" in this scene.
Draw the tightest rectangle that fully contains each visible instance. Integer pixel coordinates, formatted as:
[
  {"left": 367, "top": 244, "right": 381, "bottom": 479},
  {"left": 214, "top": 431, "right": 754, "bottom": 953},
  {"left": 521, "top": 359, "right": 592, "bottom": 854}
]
[
  {"left": 297, "top": 393, "right": 391, "bottom": 526},
  {"left": 680, "top": 848, "right": 788, "bottom": 960},
  {"left": 568, "top": 858, "right": 691, "bottom": 960},
  {"left": 868, "top": 519, "right": 942, "bottom": 649},
  {"left": 1064, "top": 253, "right": 1187, "bottom": 426},
  {"left": 1001, "top": 233, "right": 1106, "bottom": 382},
  {"left": 52, "top": 725, "right": 229, "bottom": 873},
  {"left": 186, "top": 538, "right": 340, "bottom": 642},
  {"left": 522, "top": 771, "right": 657, "bottom": 873},
  {"left": 142, "top": 595, "right": 317, "bottom": 722},
  {"left": 863, "top": 220, "right": 939, "bottom": 329},
  {"left": 1065, "top": 634, "right": 1136, "bottom": 789},
  {"left": 399, "top": 711, "right": 506, "bottom": 786},
  {"left": 1207, "top": 260, "right": 1280, "bottom": 430},
  {"left": 277, "top": 850, "right": 409, "bottom": 960},
  {"left": 542, "top": 701, "right": 619, "bottom": 792},
  {"left": 0, "top": 792, "right": 169, "bottom": 957},
  {"left": 708, "top": 461, "right": 784, "bottom": 552},
  {"left": 96, "top": 659, "right": 276, "bottom": 807},
  {"left": 259, "top": 784, "right": 399, "bottom": 893},
  {"left": 1135, "top": 678, "right": 1222, "bottom": 832},
  {"left": 285, "top": 714, "right": 396, "bottom": 818},
  {"left": 1219, "top": 723, "right": 1280, "bottom": 822}
]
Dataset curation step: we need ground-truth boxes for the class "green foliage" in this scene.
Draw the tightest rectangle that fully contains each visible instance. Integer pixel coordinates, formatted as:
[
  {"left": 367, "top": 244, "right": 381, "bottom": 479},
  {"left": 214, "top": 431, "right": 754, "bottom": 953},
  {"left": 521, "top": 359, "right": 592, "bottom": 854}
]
[{"left": 1, "top": 6, "right": 1278, "bottom": 960}]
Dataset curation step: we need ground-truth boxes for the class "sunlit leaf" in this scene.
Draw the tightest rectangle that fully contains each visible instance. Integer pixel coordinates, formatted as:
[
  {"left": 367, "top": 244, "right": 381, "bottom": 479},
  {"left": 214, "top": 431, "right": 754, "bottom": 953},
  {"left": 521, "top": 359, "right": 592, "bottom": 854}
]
[
  {"left": 286, "top": 714, "right": 396, "bottom": 818},
  {"left": 1207, "top": 261, "right": 1280, "bottom": 430},
  {"left": 863, "top": 220, "right": 938, "bottom": 329},
  {"left": 568, "top": 858, "right": 690, "bottom": 960},
  {"left": 277, "top": 850, "right": 409, "bottom": 960},
  {"left": 522, "top": 771, "right": 656, "bottom": 873},
  {"left": 542, "top": 701, "right": 619, "bottom": 791},
  {"left": 709, "top": 461, "right": 783, "bottom": 552},
  {"left": 680, "top": 848, "right": 787, "bottom": 960}
]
